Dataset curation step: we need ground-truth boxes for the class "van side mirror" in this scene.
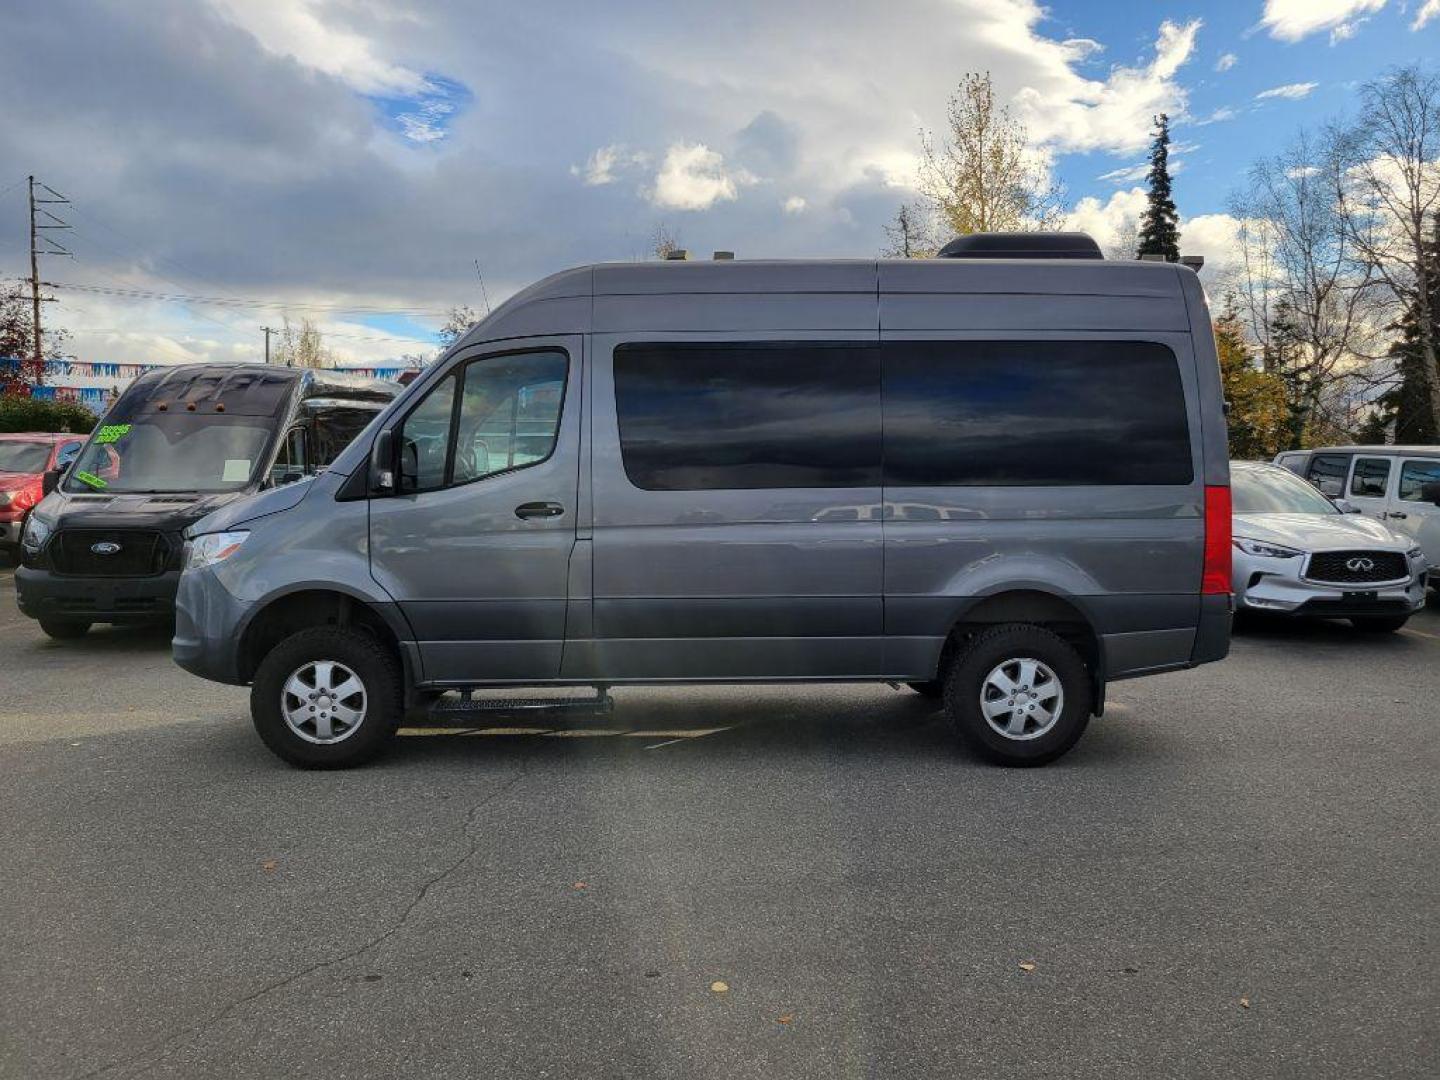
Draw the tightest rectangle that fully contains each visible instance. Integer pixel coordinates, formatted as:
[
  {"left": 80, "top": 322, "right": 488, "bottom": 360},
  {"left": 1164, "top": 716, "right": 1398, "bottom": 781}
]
[
  {"left": 41, "top": 466, "right": 64, "bottom": 496},
  {"left": 370, "top": 430, "right": 396, "bottom": 494},
  {"left": 1421, "top": 480, "right": 1440, "bottom": 507}
]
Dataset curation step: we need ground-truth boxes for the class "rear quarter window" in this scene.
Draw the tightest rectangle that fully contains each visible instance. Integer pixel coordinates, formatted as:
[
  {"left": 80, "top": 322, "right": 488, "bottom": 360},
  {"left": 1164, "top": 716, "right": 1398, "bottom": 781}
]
[{"left": 882, "top": 340, "right": 1193, "bottom": 486}]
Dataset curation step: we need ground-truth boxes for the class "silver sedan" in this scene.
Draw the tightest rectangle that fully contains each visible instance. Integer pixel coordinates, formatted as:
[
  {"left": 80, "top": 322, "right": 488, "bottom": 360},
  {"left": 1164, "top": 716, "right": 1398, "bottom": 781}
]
[{"left": 1231, "top": 461, "right": 1428, "bottom": 632}]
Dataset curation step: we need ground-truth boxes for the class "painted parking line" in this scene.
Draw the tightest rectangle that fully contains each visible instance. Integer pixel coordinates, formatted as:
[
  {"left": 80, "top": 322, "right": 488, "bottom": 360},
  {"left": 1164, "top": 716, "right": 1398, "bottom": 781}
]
[{"left": 1401, "top": 627, "right": 1440, "bottom": 642}]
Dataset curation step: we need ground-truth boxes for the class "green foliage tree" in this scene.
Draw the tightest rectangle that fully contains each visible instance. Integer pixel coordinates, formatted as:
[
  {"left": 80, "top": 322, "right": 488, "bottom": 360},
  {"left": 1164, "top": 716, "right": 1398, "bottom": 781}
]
[
  {"left": 1366, "top": 214, "right": 1440, "bottom": 443},
  {"left": 0, "top": 393, "right": 97, "bottom": 434},
  {"left": 1135, "top": 114, "right": 1181, "bottom": 262},
  {"left": 1215, "top": 311, "right": 1287, "bottom": 458}
]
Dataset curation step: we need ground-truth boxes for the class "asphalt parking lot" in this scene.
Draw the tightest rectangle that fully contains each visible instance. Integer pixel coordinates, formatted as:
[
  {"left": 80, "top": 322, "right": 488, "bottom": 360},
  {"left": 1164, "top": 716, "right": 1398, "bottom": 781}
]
[{"left": 1, "top": 561, "right": 1437, "bottom": 1080}]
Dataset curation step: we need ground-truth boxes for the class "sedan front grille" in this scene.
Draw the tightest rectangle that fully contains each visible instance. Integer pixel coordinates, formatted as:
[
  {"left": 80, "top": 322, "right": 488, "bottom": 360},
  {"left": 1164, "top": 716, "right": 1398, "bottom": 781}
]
[
  {"left": 1304, "top": 549, "right": 1409, "bottom": 585},
  {"left": 49, "top": 529, "right": 170, "bottom": 578}
]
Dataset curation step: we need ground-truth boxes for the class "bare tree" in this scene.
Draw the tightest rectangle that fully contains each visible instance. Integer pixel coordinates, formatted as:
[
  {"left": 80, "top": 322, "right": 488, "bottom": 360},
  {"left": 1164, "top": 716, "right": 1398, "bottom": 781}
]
[
  {"left": 1330, "top": 64, "right": 1440, "bottom": 434},
  {"left": 650, "top": 223, "right": 682, "bottom": 259},
  {"left": 917, "top": 72, "right": 1064, "bottom": 237},
  {"left": 438, "top": 305, "right": 479, "bottom": 348},
  {"left": 881, "top": 202, "right": 939, "bottom": 258},
  {"left": 274, "top": 316, "right": 331, "bottom": 369},
  {"left": 1226, "top": 129, "right": 1383, "bottom": 444}
]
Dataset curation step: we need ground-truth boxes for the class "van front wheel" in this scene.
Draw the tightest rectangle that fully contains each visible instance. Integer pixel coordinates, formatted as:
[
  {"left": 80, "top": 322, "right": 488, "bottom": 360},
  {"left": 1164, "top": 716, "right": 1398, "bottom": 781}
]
[
  {"left": 943, "top": 624, "right": 1092, "bottom": 766},
  {"left": 250, "top": 627, "right": 403, "bottom": 769}
]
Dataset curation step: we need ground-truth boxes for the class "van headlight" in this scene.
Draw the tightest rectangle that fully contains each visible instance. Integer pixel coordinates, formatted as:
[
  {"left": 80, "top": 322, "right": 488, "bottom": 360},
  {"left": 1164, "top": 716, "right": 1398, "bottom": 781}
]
[
  {"left": 21, "top": 514, "right": 52, "bottom": 552},
  {"left": 1408, "top": 546, "right": 1425, "bottom": 562},
  {"left": 1233, "top": 537, "right": 1302, "bottom": 559},
  {"left": 187, "top": 531, "right": 249, "bottom": 570}
]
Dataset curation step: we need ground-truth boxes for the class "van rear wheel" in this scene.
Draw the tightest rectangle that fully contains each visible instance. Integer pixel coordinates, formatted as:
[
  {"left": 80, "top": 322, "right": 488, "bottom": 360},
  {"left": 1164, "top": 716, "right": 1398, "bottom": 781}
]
[
  {"left": 250, "top": 627, "right": 403, "bottom": 769},
  {"left": 943, "top": 624, "right": 1092, "bottom": 766}
]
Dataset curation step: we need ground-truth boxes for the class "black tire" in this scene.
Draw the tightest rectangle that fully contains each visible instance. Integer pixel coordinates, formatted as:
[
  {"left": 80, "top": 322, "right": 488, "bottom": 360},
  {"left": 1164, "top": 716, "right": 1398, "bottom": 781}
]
[
  {"left": 943, "top": 623, "right": 1093, "bottom": 767},
  {"left": 1350, "top": 614, "right": 1409, "bottom": 633},
  {"left": 39, "top": 619, "right": 91, "bottom": 640},
  {"left": 250, "top": 626, "right": 403, "bottom": 769},
  {"left": 906, "top": 680, "right": 944, "bottom": 698}
]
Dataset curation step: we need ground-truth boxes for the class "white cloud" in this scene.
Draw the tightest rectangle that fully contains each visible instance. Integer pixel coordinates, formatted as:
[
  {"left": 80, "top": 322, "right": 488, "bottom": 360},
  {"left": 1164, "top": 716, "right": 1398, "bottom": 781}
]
[
  {"left": 1414, "top": 0, "right": 1440, "bottom": 29},
  {"left": 1017, "top": 19, "right": 1203, "bottom": 155},
  {"left": 650, "top": 143, "right": 746, "bottom": 211},
  {"left": 1063, "top": 187, "right": 1244, "bottom": 277},
  {"left": 1257, "top": 81, "right": 1319, "bottom": 101},
  {"left": 1098, "top": 162, "right": 1149, "bottom": 184},
  {"left": 1258, "top": 0, "right": 1387, "bottom": 43},
  {"left": 1215, "top": 52, "right": 1238, "bottom": 72},
  {"left": 571, "top": 144, "right": 648, "bottom": 186},
  {"left": 1285, "top": 164, "right": 1321, "bottom": 178},
  {"left": 203, "top": 0, "right": 427, "bottom": 95},
  {"left": 782, "top": 195, "right": 808, "bottom": 214},
  {"left": 1195, "top": 105, "right": 1239, "bottom": 125}
]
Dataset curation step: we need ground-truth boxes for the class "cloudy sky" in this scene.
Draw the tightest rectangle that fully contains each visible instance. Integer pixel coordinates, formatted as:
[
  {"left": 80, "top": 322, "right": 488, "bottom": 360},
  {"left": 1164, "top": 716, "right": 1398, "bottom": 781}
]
[{"left": 0, "top": 0, "right": 1436, "bottom": 370}]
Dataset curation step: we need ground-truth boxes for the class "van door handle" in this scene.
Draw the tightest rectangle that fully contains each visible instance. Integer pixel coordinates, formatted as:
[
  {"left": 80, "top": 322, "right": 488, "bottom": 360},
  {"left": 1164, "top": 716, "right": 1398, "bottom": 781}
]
[
  {"left": 1389, "top": 512, "right": 1408, "bottom": 520},
  {"left": 515, "top": 501, "right": 565, "bottom": 520}
]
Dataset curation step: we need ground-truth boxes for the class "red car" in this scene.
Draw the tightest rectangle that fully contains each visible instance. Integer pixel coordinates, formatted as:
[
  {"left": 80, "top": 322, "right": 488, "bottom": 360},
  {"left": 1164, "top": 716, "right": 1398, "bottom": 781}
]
[{"left": 0, "top": 433, "right": 87, "bottom": 556}]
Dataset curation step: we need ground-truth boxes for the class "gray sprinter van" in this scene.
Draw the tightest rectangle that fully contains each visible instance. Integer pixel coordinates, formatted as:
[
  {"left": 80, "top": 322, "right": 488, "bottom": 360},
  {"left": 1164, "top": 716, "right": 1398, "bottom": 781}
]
[{"left": 173, "top": 234, "right": 1232, "bottom": 768}]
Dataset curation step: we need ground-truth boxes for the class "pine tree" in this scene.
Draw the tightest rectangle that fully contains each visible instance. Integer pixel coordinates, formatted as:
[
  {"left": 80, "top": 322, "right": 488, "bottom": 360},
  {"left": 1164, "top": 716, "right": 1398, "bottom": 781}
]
[
  {"left": 1373, "top": 216, "right": 1440, "bottom": 444},
  {"left": 1135, "top": 114, "right": 1181, "bottom": 262}
]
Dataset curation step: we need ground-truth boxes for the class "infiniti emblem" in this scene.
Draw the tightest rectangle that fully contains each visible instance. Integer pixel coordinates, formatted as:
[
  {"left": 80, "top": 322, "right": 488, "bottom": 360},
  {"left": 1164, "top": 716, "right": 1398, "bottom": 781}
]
[
  {"left": 90, "top": 541, "right": 123, "bottom": 556},
  {"left": 1345, "top": 556, "right": 1375, "bottom": 572}
]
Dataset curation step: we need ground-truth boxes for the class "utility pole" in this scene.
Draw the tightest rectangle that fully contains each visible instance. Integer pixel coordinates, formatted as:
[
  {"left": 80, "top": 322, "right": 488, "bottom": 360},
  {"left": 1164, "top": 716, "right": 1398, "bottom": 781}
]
[
  {"left": 262, "top": 325, "right": 276, "bottom": 364},
  {"left": 27, "top": 176, "right": 71, "bottom": 388}
]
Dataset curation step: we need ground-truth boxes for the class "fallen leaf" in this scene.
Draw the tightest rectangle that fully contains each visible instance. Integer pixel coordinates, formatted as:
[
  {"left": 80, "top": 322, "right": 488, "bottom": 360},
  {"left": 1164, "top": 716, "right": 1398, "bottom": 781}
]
[
  {"left": 710, "top": 981, "right": 729, "bottom": 994},
  {"left": 1240, "top": 997, "right": 1251, "bottom": 1009},
  {"left": 1018, "top": 961, "right": 1037, "bottom": 973},
  {"left": 261, "top": 860, "right": 278, "bottom": 873},
  {"left": 777, "top": 1014, "right": 794, "bottom": 1025},
  {"left": 644, "top": 970, "right": 661, "bottom": 978},
  {"left": 362, "top": 974, "right": 382, "bottom": 983},
  {"left": 573, "top": 881, "right": 587, "bottom": 890}
]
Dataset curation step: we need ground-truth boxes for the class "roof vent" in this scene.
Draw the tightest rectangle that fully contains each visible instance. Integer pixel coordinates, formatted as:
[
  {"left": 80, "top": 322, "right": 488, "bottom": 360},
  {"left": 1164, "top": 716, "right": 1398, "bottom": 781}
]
[
  {"left": 663, "top": 249, "right": 689, "bottom": 261},
  {"left": 936, "top": 232, "right": 1103, "bottom": 260}
]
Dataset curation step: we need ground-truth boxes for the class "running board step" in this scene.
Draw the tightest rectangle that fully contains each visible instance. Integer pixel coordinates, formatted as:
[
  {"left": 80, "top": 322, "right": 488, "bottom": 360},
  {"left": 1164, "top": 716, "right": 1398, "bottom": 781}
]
[{"left": 428, "top": 691, "right": 613, "bottom": 719}]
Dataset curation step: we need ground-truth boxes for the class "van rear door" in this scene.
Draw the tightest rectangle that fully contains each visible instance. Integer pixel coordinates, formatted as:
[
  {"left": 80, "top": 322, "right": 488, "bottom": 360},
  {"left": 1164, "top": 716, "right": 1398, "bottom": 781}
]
[{"left": 368, "top": 336, "right": 581, "bottom": 683}]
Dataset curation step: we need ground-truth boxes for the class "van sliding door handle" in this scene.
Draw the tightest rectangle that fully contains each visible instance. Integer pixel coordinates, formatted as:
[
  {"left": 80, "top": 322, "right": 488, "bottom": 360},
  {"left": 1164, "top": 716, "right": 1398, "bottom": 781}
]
[
  {"left": 515, "top": 501, "right": 565, "bottom": 520},
  {"left": 1388, "top": 512, "right": 1407, "bottom": 520}
]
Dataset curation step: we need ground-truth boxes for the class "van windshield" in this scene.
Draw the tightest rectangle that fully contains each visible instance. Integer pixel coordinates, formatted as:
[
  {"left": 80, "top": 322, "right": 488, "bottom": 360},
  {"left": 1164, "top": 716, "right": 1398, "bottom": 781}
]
[
  {"left": 63, "top": 415, "right": 274, "bottom": 494},
  {"left": 1232, "top": 466, "right": 1338, "bottom": 515}
]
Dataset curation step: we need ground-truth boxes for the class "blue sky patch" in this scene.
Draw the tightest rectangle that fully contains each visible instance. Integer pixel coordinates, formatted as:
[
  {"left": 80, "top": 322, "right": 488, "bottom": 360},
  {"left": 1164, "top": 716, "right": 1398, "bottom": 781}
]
[{"left": 370, "top": 74, "right": 472, "bottom": 144}]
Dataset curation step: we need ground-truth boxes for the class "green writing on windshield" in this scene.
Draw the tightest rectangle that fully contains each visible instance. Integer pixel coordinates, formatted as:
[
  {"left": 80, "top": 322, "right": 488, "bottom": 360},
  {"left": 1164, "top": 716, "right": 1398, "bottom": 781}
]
[
  {"left": 74, "top": 471, "right": 108, "bottom": 490},
  {"left": 94, "top": 424, "right": 132, "bottom": 445}
]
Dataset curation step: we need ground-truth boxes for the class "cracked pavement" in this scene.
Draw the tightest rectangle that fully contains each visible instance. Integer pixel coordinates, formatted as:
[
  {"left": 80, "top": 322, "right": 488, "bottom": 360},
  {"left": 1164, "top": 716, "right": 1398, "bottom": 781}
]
[{"left": 2, "top": 563, "right": 1438, "bottom": 1079}]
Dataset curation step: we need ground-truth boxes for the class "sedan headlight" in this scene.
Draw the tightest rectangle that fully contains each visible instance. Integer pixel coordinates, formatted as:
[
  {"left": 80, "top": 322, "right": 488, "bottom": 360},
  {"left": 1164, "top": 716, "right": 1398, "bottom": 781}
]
[
  {"left": 187, "top": 531, "right": 249, "bottom": 570},
  {"left": 21, "top": 514, "right": 52, "bottom": 551},
  {"left": 1233, "top": 537, "right": 1303, "bottom": 559}
]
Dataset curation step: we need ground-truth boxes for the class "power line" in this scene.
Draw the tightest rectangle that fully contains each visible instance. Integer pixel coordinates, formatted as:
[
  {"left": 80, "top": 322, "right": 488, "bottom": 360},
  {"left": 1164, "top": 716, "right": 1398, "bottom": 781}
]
[{"left": 43, "top": 279, "right": 452, "bottom": 317}]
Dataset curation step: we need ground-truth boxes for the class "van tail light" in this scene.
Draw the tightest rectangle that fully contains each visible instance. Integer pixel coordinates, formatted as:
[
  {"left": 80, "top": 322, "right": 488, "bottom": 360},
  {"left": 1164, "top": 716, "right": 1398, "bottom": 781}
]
[{"left": 1202, "top": 485, "right": 1232, "bottom": 595}]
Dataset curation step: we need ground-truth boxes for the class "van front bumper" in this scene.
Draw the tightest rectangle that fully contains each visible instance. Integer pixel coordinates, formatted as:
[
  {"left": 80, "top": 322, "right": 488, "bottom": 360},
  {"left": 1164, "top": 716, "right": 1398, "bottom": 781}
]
[
  {"left": 15, "top": 565, "right": 181, "bottom": 624},
  {"left": 172, "top": 566, "right": 253, "bottom": 685}
]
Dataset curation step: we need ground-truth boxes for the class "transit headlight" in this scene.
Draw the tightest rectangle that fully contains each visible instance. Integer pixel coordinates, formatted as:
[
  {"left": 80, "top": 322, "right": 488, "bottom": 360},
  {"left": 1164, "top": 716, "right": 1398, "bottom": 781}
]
[
  {"left": 21, "top": 514, "right": 52, "bottom": 551},
  {"left": 1233, "top": 537, "right": 1303, "bottom": 559},
  {"left": 187, "top": 531, "right": 249, "bottom": 570}
]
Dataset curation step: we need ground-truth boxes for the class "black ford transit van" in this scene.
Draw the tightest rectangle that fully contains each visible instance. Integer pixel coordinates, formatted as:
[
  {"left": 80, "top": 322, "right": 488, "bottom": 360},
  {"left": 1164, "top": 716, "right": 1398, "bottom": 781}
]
[{"left": 15, "top": 364, "right": 398, "bottom": 638}]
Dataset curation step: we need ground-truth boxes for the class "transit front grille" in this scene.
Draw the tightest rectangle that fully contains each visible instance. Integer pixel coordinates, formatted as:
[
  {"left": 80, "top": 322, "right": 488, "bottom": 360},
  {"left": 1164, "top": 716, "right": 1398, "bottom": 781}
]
[
  {"left": 49, "top": 529, "right": 170, "bottom": 577},
  {"left": 1304, "top": 550, "right": 1408, "bottom": 585}
]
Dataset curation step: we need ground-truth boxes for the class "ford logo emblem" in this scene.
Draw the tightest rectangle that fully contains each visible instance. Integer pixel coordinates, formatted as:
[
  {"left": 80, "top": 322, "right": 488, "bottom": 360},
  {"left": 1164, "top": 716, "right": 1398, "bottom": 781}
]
[
  {"left": 90, "top": 541, "right": 123, "bottom": 556},
  {"left": 1345, "top": 556, "right": 1375, "bottom": 572}
]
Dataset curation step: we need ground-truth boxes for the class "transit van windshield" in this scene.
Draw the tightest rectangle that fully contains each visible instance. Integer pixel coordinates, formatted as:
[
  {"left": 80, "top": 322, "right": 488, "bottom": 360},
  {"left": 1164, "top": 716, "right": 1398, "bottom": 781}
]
[{"left": 63, "top": 415, "right": 273, "bottom": 494}]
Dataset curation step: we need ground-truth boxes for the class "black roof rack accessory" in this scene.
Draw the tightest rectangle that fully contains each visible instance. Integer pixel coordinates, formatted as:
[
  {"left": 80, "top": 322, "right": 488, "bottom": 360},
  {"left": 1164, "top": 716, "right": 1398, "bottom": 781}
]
[{"left": 936, "top": 232, "right": 1104, "bottom": 260}]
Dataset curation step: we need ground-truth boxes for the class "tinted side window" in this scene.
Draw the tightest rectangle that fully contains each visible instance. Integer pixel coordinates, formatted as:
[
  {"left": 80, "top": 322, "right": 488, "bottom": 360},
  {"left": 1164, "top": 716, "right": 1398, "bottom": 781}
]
[
  {"left": 1399, "top": 459, "right": 1440, "bottom": 501},
  {"left": 1350, "top": 457, "right": 1390, "bottom": 497},
  {"left": 614, "top": 343, "right": 880, "bottom": 491},
  {"left": 883, "top": 341, "right": 1193, "bottom": 486},
  {"left": 312, "top": 407, "right": 380, "bottom": 467},
  {"left": 1276, "top": 454, "right": 1305, "bottom": 475},
  {"left": 1307, "top": 454, "right": 1350, "bottom": 485}
]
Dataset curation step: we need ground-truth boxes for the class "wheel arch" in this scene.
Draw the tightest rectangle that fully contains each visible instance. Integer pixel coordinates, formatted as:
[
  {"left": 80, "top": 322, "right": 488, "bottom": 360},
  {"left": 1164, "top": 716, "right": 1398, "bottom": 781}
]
[
  {"left": 236, "top": 585, "right": 412, "bottom": 685},
  {"left": 932, "top": 588, "right": 1106, "bottom": 715}
]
